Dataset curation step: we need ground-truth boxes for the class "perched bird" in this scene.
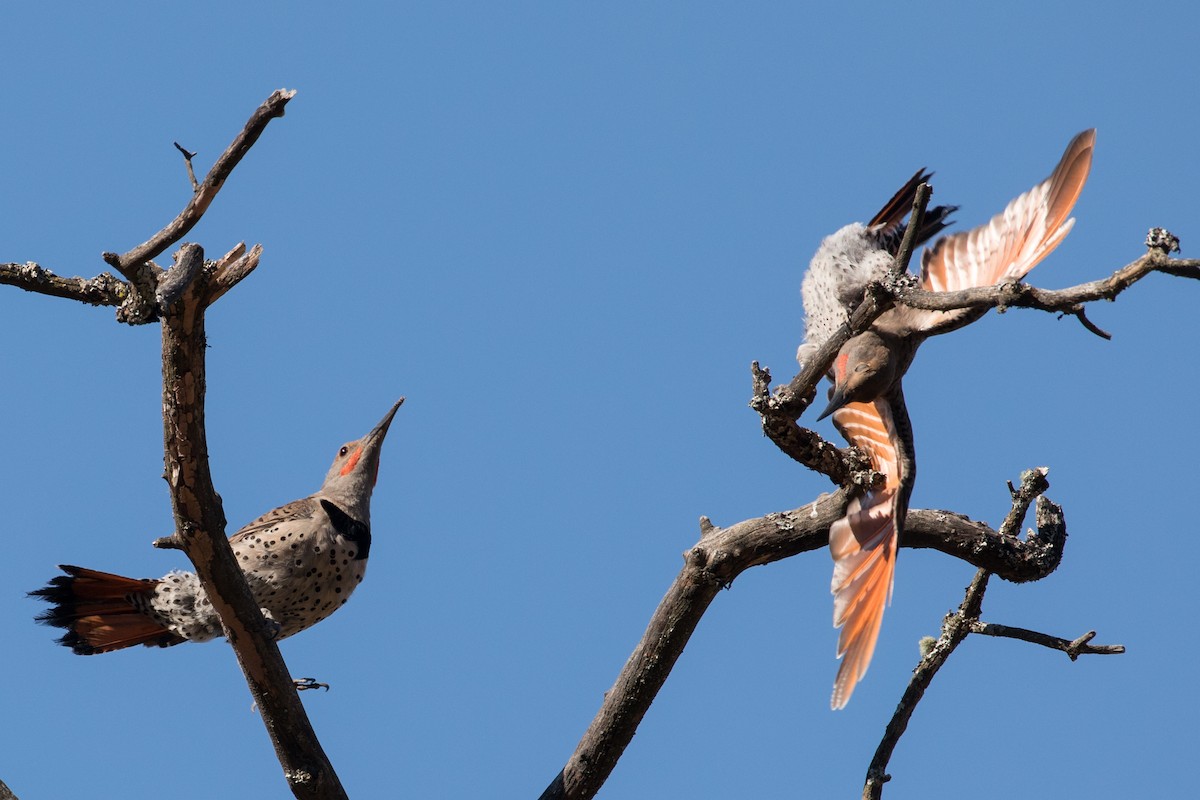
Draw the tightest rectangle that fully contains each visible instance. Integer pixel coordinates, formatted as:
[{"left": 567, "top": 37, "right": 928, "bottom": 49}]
[
  {"left": 32, "top": 399, "right": 403, "bottom": 654},
  {"left": 799, "top": 131, "right": 1095, "bottom": 708}
]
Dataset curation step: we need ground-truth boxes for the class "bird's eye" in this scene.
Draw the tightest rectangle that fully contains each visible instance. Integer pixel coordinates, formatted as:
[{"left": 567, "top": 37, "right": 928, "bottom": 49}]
[
  {"left": 339, "top": 446, "right": 349, "bottom": 457},
  {"left": 854, "top": 363, "right": 870, "bottom": 373}
]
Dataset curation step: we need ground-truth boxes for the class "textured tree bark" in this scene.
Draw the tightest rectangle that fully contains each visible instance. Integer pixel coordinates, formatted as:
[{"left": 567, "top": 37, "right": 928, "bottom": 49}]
[
  {"left": 539, "top": 483, "right": 1092, "bottom": 800},
  {"left": 3, "top": 89, "right": 348, "bottom": 800},
  {"left": 158, "top": 244, "right": 347, "bottom": 800}
]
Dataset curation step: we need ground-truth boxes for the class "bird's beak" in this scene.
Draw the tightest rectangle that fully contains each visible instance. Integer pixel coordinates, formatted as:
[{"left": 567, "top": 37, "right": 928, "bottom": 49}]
[
  {"left": 816, "top": 385, "right": 846, "bottom": 421},
  {"left": 368, "top": 397, "right": 405, "bottom": 444}
]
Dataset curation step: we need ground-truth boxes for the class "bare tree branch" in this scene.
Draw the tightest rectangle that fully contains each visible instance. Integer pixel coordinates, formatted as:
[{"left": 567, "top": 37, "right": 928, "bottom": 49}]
[
  {"left": 890, "top": 247, "right": 1200, "bottom": 317},
  {"left": 1, "top": 93, "right": 289, "bottom": 326},
  {"left": 969, "top": 623, "right": 1125, "bottom": 658},
  {"left": 862, "top": 569, "right": 992, "bottom": 800},
  {"left": 104, "top": 89, "right": 295, "bottom": 276},
  {"left": 173, "top": 141, "right": 200, "bottom": 192},
  {"left": 750, "top": 361, "right": 862, "bottom": 485},
  {"left": 208, "top": 242, "right": 264, "bottom": 304},
  {"left": 889, "top": 183, "right": 931, "bottom": 279},
  {"left": 5, "top": 89, "right": 348, "bottom": 800},
  {"left": 0, "top": 262, "right": 126, "bottom": 306},
  {"left": 752, "top": 234, "right": 1198, "bottom": 473},
  {"left": 861, "top": 471, "right": 1123, "bottom": 800},
  {"left": 72, "top": 89, "right": 296, "bottom": 325},
  {"left": 158, "top": 242, "right": 348, "bottom": 800},
  {"left": 539, "top": 473, "right": 1075, "bottom": 800}
]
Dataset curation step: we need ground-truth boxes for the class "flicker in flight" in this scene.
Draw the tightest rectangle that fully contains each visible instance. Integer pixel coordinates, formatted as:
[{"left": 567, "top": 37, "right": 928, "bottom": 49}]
[
  {"left": 32, "top": 399, "right": 403, "bottom": 654},
  {"left": 798, "top": 131, "right": 1095, "bottom": 708}
]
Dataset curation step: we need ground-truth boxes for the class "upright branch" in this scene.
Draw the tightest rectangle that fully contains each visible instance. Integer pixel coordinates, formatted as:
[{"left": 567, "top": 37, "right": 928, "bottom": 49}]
[
  {"left": 3, "top": 89, "right": 347, "bottom": 800},
  {"left": 157, "top": 241, "right": 346, "bottom": 800}
]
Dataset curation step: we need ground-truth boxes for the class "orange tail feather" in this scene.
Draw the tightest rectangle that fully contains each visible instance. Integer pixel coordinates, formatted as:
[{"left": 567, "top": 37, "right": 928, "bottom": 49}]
[{"left": 30, "top": 565, "right": 185, "bottom": 654}]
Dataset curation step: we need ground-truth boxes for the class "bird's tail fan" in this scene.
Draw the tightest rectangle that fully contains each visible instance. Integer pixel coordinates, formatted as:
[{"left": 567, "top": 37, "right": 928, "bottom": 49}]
[{"left": 30, "top": 565, "right": 184, "bottom": 654}]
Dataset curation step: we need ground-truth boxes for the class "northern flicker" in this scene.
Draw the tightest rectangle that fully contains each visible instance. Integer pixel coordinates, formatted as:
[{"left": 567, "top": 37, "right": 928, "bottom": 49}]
[
  {"left": 799, "top": 131, "right": 1095, "bottom": 708},
  {"left": 31, "top": 399, "right": 403, "bottom": 654}
]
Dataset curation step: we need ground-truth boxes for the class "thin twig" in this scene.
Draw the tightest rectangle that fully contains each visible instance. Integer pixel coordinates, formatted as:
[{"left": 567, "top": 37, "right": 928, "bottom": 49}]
[
  {"left": 890, "top": 183, "right": 931, "bottom": 278},
  {"left": 969, "top": 623, "right": 1125, "bottom": 658},
  {"left": 173, "top": 141, "right": 200, "bottom": 192},
  {"left": 1061, "top": 305, "right": 1112, "bottom": 340}
]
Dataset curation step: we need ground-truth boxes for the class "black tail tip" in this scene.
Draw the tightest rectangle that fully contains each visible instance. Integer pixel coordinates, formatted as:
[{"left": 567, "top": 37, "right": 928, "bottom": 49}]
[{"left": 29, "top": 570, "right": 101, "bottom": 654}]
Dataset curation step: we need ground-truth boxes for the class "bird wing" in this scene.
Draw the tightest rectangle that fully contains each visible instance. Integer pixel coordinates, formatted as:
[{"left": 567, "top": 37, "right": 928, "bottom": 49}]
[
  {"left": 886, "top": 129, "right": 1095, "bottom": 337},
  {"left": 228, "top": 497, "right": 318, "bottom": 546},
  {"left": 829, "top": 397, "right": 906, "bottom": 710}
]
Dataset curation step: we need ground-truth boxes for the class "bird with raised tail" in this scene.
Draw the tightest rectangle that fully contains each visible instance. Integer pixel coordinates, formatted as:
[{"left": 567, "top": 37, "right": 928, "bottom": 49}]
[
  {"left": 32, "top": 399, "right": 404, "bottom": 654},
  {"left": 799, "top": 131, "right": 1095, "bottom": 708}
]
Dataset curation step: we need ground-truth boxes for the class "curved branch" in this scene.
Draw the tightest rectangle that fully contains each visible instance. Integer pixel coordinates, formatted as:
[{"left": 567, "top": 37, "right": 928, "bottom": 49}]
[
  {"left": 539, "top": 480, "right": 1070, "bottom": 800},
  {"left": 861, "top": 470, "right": 1122, "bottom": 799}
]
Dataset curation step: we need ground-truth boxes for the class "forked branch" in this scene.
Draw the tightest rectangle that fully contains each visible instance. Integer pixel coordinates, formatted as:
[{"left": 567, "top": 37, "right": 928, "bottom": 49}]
[
  {"left": 3, "top": 89, "right": 345, "bottom": 800},
  {"left": 1, "top": 90, "right": 291, "bottom": 325},
  {"left": 539, "top": 473, "right": 1079, "bottom": 800},
  {"left": 753, "top": 230, "right": 1198, "bottom": 477},
  {"left": 861, "top": 471, "right": 1123, "bottom": 800}
]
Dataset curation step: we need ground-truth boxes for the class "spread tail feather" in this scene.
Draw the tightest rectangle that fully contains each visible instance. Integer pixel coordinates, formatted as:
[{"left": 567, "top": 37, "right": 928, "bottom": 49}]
[
  {"left": 829, "top": 398, "right": 908, "bottom": 709},
  {"left": 30, "top": 565, "right": 185, "bottom": 655}
]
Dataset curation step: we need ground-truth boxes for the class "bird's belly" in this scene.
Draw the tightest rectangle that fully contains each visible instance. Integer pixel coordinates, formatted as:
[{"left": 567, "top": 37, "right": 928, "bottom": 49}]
[{"left": 243, "top": 537, "right": 369, "bottom": 638}]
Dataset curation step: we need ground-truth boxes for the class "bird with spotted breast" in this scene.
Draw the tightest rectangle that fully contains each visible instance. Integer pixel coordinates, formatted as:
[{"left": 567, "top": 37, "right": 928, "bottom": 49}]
[
  {"left": 31, "top": 399, "right": 403, "bottom": 654},
  {"left": 799, "top": 131, "right": 1095, "bottom": 708}
]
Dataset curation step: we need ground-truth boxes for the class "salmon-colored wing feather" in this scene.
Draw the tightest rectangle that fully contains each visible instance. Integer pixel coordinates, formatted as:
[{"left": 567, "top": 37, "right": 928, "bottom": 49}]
[
  {"left": 829, "top": 399, "right": 903, "bottom": 709},
  {"left": 921, "top": 129, "right": 1094, "bottom": 293}
]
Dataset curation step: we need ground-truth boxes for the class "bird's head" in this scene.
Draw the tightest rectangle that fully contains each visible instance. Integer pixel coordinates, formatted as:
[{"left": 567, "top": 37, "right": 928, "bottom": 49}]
[
  {"left": 817, "top": 332, "right": 898, "bottom": 420},
  {"left": 320, "top": 398, "right": 404, "bottom": 505}
]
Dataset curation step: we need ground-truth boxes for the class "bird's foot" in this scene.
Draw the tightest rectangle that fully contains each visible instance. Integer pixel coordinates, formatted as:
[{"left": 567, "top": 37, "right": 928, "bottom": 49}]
[{"left": 294, "top": 677, "right": 331, "bottom": 692}]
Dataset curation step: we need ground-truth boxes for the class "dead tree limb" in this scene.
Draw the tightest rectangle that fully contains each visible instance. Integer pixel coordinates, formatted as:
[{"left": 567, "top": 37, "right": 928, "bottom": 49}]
[
  {"left": 752, "top": 233, "right": 1198, "bottom": 474},
  {"left": 545, "top": 224, "right": 1183, "bottom": 796},
  {"left": 0, "top": 89, "right": 294, "bottom": 326},
  {"left": 0, "top": 262, "right": 127, "bottom": 307},
  {"left": 861, "top": 472, "right": 1122, "bottom": 800},
  {"left": 538, "top": 473, "right": 1084, "bottom": 800},
  {"left": 5, "top": 89, "right": 346, "bottom": 800}
]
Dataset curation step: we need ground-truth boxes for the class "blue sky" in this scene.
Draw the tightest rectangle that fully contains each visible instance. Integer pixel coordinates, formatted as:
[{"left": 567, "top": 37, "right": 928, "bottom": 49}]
[{"left": 1, "top": 3, "right": 1196, "bottom": 798}]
